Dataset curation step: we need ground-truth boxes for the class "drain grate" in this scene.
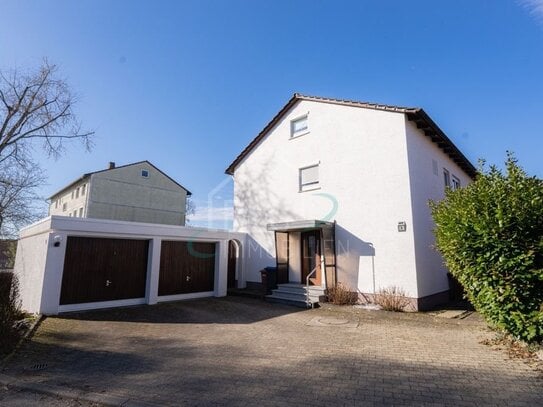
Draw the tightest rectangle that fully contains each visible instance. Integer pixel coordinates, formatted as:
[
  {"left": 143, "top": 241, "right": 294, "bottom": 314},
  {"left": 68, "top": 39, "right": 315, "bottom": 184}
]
[{"left": 30, "top": 363, "right": 48, "bottom": 371}]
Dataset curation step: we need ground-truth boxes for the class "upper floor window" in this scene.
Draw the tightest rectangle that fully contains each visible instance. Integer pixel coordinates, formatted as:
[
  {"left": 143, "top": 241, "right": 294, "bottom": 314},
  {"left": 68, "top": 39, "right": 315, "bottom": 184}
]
[
  {"left": 290, "top": 115, "right": 308, "bottom": 138},
  {"left": 75, "top": 187, "right": 80, "bottom": 199},
  {"left": 299, "top": 164, "right": 320, "bottom": 192},
  {"left": 79, "top": 207, "right": 84, "bottom": 217},
  {"left": 55, "top": 200, "right": 59, "bottom": 209},
  {"left": 71, "top": 190, "right": 74, "bottom": 199},
  {"left": 141, "top": 169, "right": 149, "bottom": 178},
  {"left": 62, "top": 202, "right": 67, "bottom": 212},
  {"left": 81, "top": 184, "right": 86, "bottom": 195},
  {"left": 452, "top": 176, "right": 461, "bottom": 190},
  {"left": 443, "top": 169, "right": 451, "bottom": 190}
]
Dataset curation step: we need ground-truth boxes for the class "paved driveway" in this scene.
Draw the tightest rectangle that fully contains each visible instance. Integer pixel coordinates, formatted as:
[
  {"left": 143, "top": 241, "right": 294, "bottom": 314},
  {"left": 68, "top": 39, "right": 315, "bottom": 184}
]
[{"left": 1, "top": 297, "right": 542, "bottom": 406}]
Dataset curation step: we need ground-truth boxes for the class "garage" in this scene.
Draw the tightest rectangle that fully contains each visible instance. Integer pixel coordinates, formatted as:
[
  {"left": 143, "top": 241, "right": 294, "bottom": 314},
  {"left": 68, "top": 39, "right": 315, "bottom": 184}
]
[
  {"left": 59, "top": 236, "right": 149, "bottom": 305},
  {"left": 14, "top": 216, "right": 244, "bottom": 315},
  {"left": 158, "top": 240, "right": 216, "bottom": 296}
]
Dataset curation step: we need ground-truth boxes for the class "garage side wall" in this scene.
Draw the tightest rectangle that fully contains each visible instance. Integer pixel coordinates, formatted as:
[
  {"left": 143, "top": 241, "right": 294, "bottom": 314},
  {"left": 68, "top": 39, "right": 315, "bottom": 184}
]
[{"left": 13, "top": 232, "right": 52, "bottom": 314}]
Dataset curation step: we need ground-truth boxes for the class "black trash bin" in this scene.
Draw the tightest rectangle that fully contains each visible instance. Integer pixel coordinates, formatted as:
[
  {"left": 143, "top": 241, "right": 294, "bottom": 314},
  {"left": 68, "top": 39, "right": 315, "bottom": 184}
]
[{"left": 260, "top": 266, "right": 278, "bottom": 294}]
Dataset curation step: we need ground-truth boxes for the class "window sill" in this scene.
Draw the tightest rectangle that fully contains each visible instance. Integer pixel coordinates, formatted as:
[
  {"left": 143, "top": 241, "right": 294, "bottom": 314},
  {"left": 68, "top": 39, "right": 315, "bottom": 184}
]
[
  {"left": 290, "top": 130, "right": 310, "bottom": 140},
  {"left": 299, "top": 186, "right": 321, "bottom": 193}
]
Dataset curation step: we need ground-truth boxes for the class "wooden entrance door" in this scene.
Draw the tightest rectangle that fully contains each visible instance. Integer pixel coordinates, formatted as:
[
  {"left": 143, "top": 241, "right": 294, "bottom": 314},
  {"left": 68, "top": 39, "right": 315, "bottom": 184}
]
[
  {"left": 301, "top": 230, "right": 321, "bottom": 285},
  {"left": 159, "top": 241, "right": 216, "bottom": 296},
  {"left": 227, "top": 240, "right": 237, "bottom": 289},
  {"left": 60, "top": 237, "right": 149, "bottom": 305}
]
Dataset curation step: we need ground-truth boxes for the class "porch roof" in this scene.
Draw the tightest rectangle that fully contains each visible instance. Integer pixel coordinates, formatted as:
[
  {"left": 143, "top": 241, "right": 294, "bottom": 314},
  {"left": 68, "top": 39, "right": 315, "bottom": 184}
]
[{"left": 266, "top": 220, "right": 334, "bottom": 232}]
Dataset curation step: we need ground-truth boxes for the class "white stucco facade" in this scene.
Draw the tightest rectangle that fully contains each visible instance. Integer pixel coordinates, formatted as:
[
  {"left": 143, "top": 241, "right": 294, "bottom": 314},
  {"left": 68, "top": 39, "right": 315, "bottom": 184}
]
[
  {"left": 14, "top": 216, "right": 245, "bottom": 315},
  {"left": 229, "top": 96, "right": 474, "bottom": 308}
]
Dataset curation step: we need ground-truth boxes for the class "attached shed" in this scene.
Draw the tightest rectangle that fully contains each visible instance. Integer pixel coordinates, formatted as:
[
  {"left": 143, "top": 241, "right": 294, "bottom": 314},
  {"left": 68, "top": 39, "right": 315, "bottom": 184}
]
[{"left": 14, "top": 216, "right": 246, "bottom": 315}]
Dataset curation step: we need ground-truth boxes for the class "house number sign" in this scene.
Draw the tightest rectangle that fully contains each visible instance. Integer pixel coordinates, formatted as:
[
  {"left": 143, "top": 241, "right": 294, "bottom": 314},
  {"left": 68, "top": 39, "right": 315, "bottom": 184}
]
[{"left": 398, "top": 221, "right": 407, "bottom": 232}]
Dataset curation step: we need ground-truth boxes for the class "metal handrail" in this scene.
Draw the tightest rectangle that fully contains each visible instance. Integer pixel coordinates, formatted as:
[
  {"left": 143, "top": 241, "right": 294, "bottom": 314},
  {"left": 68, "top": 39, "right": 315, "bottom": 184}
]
[{"left": 305, "top": 266, "right": 318, "bottom": 308}]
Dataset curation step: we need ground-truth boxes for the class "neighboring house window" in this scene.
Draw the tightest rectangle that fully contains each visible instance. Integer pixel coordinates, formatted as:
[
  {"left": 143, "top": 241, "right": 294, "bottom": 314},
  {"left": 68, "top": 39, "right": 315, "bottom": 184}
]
[
  {"left": 443, "top": 169, "right": 451, "bottom": 189},
  {"left": 141, "top": 169, "right": 149, "bottom": 178},
  {"left": 452, "top": 176, "right": 461, "bottom": 190},
  {"left": 299, "top": 164, "right": 320, "bottom": 192},
  {"left": 290, "top": 115, "right": 308, "bottom": 138},
  {"left": 75, "top": 187, "right": 80, "bottom": 199},
  {"left": 81, "top": 184, "right": 86, "bottom": 195},
  {"left": 79, "top": 208, "right": 84, "bottom": 217},
  {"left": 62, "top": 203, "right": 67, "bottom": 212},
  {"left": 71, "top": 190, "right": 74, "bottom": 199},
  {"left": 55, "top": 200, "right": 58, "bottom": 209}
]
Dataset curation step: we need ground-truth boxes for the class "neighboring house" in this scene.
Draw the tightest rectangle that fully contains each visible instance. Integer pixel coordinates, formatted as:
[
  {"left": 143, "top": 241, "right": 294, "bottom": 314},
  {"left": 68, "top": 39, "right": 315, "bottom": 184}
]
[
  {"left": 226, "top": 93, "right": 475, "bottom": 310},
  {"left": 49, "top": 161, "right": 191, "bottom": 226}
]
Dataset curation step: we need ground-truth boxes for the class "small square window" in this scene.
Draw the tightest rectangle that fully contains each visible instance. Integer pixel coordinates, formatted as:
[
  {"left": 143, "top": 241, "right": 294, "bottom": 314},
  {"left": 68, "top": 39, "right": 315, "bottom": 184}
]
[
  {"left": 443, "top": 169, "right": 451, "bottom": 189},
  {"left": 299, "top": 164, "right": 320, "bottom": 192},
  {"left": 452, "top": 176, "right": 461, "bottom": 190},
  {"left": 141, "top": 169, "right": 149, "bottom": 178},
  {"left": 290, "top": 115, "right": 308, "bottom": 138}
]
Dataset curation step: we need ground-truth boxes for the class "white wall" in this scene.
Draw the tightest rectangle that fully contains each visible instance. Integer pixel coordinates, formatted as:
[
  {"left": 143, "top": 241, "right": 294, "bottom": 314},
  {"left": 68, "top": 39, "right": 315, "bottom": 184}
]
[
  {"left": 13, "top": 218, "right": 52, "bottom": 313},
  {"left": 404, "top": 119, "right": 473, "bottom": 297},
  {"left": 233, "top": 100, "right": 419, "bottom": 297},
  {"left": 14, "top": 216, "right": 245, "bottom": 315}
]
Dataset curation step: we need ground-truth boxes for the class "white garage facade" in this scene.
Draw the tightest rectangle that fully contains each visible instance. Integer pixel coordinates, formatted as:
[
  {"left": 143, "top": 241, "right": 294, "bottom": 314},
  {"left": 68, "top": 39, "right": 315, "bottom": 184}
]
[{"left": 14, "top": 216, "right": 246, "bottom": 315}]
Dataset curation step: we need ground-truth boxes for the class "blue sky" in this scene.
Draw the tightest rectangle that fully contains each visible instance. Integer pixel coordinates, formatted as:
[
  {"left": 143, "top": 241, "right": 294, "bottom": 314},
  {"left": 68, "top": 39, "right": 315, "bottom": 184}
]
[{"left": 1, "top": 0, "right": 542, "bottom": 228}]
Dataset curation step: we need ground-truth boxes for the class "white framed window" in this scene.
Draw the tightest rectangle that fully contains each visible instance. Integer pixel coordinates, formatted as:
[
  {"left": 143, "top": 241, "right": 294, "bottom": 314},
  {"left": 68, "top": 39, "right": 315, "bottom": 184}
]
[
  {"left": 452, "top": 176, "right": 461, "bottom": 190},
  {"left": 75, "top": 187, "right": 80, "bottom": 199},
  {"left": 290, "top": 115, "right": 308, "bottom": 138},
  {"left": 141, "top": 169, "right": 149, "bottom": 178},
  {"left": 81, "top": 184, "right": 86, "bottom": 195},
  {"left": 299, "top": 164, "right": 320, "bottom": 192},
  {"left": 71, "top": 190, "right": 74, "bottom": 199},
  {"left": 79, "top": 207, "right": 84, "bottom": 217},
  {"left": 73, "top": 210, "right": 77, "bottom": 217},
  {"left": 62, "top": 202, "right": 67, "bottom": 212},
  {"left": 443, "top": 169, "right": 451, "bottom": 189},
  {"left": 55, "top": 200, "right": 58, "bottom": 209}
]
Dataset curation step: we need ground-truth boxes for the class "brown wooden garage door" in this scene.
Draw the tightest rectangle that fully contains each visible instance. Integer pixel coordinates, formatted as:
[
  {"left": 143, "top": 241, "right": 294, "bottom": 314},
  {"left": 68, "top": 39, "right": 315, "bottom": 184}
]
[
  {"left": 159, "top": 241, "right": 216, "bottom": 296},
  {"left": 60, "top": 237, "right": 149, "bottom": 305}
]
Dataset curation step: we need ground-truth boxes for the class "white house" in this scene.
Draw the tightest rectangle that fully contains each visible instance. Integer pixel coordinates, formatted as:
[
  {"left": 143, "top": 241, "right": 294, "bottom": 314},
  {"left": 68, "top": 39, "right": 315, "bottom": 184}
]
[
  {"left": 226, "top": 94, "right": 475, "bottom": 310},
  {"left": 49, "top": 161, "right": 191, "bottom": 226}
]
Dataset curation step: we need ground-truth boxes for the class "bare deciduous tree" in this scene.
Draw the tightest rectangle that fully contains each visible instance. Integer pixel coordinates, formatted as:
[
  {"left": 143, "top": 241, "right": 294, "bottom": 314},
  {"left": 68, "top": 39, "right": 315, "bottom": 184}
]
[
  {"left": 0, "top": 60, "right": 93, "bottom": 160},
  {"left": 0, "top": 60, "right": 93, "bottom": 236},
  {"left": 0, "top": 159, "right": 45, "bottom": 236}
]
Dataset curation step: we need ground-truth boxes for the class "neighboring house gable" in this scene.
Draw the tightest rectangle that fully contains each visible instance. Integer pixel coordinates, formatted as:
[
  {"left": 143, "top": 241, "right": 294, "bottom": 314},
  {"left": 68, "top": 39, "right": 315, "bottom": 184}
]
[{"left": 49, "top": 161, "right": 191, "bottom": 226}]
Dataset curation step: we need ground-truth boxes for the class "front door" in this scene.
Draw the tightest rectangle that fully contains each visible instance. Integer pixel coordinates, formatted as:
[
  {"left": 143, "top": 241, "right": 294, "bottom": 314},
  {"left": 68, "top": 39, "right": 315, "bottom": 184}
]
[{"left": 301, "top": 230, "right": 321, "bottom": 285}]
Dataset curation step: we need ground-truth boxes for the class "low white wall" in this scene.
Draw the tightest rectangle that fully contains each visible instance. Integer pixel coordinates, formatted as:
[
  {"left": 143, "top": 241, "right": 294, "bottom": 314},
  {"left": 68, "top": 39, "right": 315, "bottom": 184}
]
[{"left": 15, "top": 216, "right": 246, "bottom": 315}]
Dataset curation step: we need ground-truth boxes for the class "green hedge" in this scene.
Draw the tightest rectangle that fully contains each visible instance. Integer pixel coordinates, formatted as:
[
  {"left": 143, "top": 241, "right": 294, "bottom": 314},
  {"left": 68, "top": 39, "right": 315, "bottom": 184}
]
[{"left": 431, "top": 154, "right": 543, "bottom": 343}]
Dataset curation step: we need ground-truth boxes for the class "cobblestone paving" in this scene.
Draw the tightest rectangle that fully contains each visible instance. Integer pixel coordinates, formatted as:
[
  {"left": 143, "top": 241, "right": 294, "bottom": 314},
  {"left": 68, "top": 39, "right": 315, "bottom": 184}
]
[{"left": 1, "top": 297, "right": 542, "bottom": 406}]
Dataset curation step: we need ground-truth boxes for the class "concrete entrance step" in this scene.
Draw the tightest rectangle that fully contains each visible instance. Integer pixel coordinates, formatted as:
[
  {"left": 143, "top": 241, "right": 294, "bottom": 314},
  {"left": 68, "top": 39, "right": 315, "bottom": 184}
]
[{"left": 266, "top": 283, "right": 327, "bottom": 308}]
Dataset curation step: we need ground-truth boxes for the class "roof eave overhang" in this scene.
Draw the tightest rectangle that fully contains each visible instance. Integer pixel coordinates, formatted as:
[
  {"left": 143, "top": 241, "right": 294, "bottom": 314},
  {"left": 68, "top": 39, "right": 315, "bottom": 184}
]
[{"left": 267, "top": 220, "right": 334, "bottom": 232}]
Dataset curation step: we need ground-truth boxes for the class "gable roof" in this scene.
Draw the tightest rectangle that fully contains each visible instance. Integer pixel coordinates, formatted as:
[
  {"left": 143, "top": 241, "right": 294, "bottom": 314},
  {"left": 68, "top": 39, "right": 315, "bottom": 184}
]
[
  {"left": 49, "top": 160, "right": 192, "bottom": 200},
  {"left": 225, "top": 93, "right": 477, "bottom": 178}
]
